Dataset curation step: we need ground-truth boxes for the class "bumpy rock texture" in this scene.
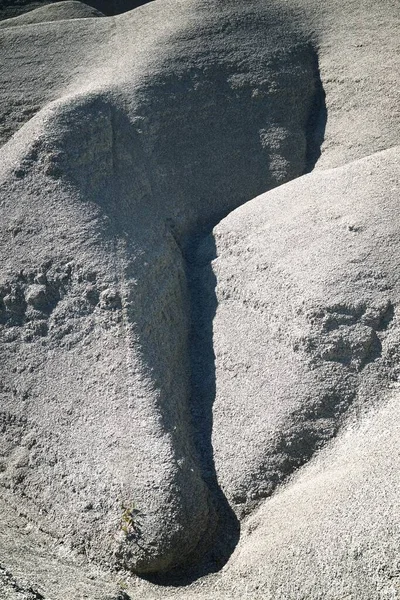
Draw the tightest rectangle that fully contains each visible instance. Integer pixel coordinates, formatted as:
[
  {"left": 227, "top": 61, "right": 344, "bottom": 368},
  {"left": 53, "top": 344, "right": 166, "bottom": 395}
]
[{"left": 0, "top": 0, "right": 399, "bottom": 598}]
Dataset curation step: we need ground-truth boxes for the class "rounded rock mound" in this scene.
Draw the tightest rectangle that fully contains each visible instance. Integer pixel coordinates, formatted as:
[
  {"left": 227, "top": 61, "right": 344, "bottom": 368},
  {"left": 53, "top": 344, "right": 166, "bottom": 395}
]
[{"left": 0, "top": 1, "right": 104, "bottom": 28}]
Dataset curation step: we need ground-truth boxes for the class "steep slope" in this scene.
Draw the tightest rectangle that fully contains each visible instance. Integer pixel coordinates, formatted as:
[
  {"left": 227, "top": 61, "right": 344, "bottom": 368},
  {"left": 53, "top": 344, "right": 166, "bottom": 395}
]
[{"left": 224, "top": 388, "right": 400, "bottom": 599}]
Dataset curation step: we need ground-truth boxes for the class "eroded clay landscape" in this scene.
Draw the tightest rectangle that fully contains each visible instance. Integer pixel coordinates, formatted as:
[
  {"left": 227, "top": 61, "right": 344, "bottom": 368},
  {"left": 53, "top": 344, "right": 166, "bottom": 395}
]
[{"left": 0, "top": 0, "right": 399, "bottom": 598}]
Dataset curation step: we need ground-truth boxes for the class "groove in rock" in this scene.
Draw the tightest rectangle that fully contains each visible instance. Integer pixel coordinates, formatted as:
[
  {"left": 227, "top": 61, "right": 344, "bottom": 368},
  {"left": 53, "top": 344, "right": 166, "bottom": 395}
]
[{"left": 147, "top": 45, "right": 328, "bottom": 583}]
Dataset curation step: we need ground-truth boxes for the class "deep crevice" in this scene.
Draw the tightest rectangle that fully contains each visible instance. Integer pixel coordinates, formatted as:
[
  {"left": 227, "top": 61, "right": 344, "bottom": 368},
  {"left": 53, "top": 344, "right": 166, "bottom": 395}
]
[{"left": 145, "top": 45, "right": 328, "bottom": 585}]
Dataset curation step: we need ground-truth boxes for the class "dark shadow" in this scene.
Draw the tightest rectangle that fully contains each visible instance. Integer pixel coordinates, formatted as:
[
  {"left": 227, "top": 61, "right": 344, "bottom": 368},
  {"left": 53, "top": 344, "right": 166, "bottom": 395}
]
[
  {"left": 81, "top": 0, "right": 154, "bottom": 15},
  {"left": 140, "top": 46, "right": 327, "bottom": 587},
  {"left": 9, "top": 27, "right": 328, "bottom": 584},
  {"left": 186, "top": 233, "right": 241, "bottom": 576},
  {"left": 304, "top": 50, "right": 327, "bottom": 173},
  {"left": 142, "top": 232, "right": 240, "bottom": 587}
]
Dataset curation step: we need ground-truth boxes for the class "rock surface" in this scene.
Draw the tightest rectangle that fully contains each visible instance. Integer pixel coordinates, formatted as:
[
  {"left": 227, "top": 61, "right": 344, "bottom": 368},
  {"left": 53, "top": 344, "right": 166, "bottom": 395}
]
[
  {"left": 0, "top": 1, "right": 104, "bottom": 28},
  {"left": 0, "top": 0, "right": 399, "bottom": 597},
  {"left": 0, "top": 0, "right": 147, "bottom": 21},
  {"left": 194, "top": 146, "right": 400, "bottom": 517},
  {"left": 0, "top": 0, "right": 322, "bottom": 576}
]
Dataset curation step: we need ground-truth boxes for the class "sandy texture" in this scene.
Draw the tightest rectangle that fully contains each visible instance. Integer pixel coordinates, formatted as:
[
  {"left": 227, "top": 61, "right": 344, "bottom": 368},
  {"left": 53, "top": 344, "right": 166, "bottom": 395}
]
[
  {"left": 197, "top": 146, "right": 400, "bottom": 515},
  {"left": 0, "top": 1, "right": 104, "bottom": 28},
  {"left": 200, "top": 146, "right": 400, "bottom": 599},
  {"left": 0, "top": 0, "right": 146, "bottom": 21},
  {"left": 0, "top": 0, "right": 321, "bottom": 576},
  {"left": 0, "top": 0, "right": 399, "bottom": 598}
]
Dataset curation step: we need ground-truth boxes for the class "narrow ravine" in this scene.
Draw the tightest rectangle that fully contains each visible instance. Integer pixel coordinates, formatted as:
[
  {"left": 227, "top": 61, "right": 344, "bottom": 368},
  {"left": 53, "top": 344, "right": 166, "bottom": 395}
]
[{"left": 144, "top": 44, "right": 327, "bottom": 584}]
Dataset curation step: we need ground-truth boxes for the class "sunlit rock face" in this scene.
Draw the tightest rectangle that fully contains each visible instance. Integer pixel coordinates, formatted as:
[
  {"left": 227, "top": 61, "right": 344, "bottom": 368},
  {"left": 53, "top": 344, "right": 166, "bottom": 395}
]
[{"left": 198, "top": 146, "right": 400, "bottom": 516}]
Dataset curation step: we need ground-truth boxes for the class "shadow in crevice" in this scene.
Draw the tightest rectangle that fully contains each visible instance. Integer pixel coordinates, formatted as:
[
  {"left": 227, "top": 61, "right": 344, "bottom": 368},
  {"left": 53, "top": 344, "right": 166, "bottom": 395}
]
[
  {"left": 143, "top": 233, "right": 240, "bottom": 588},
  {"left": 144, "top": 45, "right": 328, "bottom": 586},
  {"left": 304, "top": 49, "right": 327, "bottom": 173},
  {"left": 186, "top": 233, "right": 241, "bottom": 577},
  {"left": 18, "top": 28, "right": 328, "bottom": 584}
]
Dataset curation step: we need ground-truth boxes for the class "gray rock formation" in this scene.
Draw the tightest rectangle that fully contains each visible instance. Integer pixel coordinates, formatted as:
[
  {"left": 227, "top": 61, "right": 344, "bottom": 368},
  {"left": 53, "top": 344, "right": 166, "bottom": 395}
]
[
  {"left": 0, "top": 0, "right": 322, "bottom": 576},
  {"left": 0, "top": 0, "right": 144, "bottom": 22},
  {"left": 0, "top": 1, "right": 104, "bottom": 28},
  {"left": 197, "top": 140, "right": 400, "bottom": 543},
  {"left": 0, "top": 0, "right": 399, "bottom": 597}
]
